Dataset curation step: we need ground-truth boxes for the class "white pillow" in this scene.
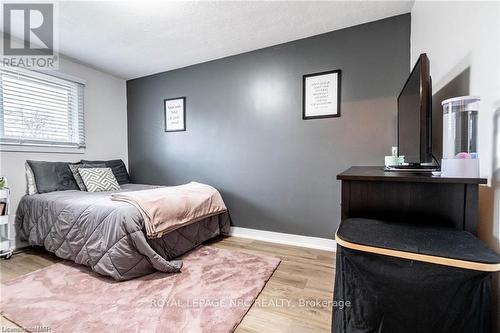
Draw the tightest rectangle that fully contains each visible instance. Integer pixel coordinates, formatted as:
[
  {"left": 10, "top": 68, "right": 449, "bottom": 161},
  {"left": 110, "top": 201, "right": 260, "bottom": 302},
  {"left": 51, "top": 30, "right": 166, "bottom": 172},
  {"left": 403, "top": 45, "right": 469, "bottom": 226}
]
[
  {"left": 78, "top": 167, "right": 120, "bottom": 192},
  {"left": 25, "top": 162, "right": 38, "bottom": 195}
]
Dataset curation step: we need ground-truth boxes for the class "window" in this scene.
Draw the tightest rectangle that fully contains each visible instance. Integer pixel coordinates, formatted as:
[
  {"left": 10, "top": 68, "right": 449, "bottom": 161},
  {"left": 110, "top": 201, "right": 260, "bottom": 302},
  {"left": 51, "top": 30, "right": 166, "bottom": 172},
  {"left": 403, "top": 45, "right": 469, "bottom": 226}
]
[{"left": 0, "top": 66, "right": 85, "bottom": 149}]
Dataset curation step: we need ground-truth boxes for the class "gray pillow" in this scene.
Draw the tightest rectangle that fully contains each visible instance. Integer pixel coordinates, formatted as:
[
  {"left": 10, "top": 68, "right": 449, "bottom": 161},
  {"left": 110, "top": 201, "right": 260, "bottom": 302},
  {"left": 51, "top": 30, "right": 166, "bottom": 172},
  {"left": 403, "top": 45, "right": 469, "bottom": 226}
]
[
  {"left": 80, "top": 159, "right": 130, "bottom": 185},
  {"left": 68, "top": 163, "right": 106, "bottom": 191},
  {"left": 26, "top": 160, "right": 79, "bottom": 193}
]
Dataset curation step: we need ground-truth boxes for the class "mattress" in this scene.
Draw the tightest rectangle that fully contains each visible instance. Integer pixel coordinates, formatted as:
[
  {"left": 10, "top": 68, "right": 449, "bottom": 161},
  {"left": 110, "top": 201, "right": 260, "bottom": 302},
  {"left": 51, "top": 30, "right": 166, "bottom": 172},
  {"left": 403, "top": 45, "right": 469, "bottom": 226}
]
[{"left": 16, "top": 184, "right": 231, "bottom": 280}]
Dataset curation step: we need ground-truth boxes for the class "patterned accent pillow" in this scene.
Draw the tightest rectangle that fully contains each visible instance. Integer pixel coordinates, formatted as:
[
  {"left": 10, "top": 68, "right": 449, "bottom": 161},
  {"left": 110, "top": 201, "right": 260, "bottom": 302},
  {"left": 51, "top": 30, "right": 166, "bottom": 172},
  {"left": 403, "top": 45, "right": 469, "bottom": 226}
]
[
  {"left": 78, "top": 168, "right": 120, "bottom": 192},
  {"left": 69, "top": 163, "right": 106, "bottom": 191},
  {"left": 80, "top": 159, "right": 130, "bottom": 185}
]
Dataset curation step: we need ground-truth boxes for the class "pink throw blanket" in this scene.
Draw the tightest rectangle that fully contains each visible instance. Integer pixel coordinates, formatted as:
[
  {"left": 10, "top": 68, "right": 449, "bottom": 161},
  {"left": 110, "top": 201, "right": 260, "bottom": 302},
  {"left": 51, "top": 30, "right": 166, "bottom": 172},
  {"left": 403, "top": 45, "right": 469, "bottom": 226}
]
[{"left": 111, "top": 182, "right": 227, "bottom": 239}]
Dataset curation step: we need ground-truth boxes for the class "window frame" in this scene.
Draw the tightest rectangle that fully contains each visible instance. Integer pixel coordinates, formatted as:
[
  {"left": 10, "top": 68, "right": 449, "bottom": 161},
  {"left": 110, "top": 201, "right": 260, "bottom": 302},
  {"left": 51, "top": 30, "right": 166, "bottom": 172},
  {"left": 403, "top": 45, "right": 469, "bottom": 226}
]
[{"left": 0, "top": 66, "right": 86, "bottom": 154}]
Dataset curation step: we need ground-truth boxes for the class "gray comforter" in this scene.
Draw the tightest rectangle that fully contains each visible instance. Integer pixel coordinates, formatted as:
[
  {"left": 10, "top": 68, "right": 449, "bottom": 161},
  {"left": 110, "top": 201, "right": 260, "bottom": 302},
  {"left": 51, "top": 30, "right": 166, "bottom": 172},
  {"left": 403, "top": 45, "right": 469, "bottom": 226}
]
[{"left": 16, "top": 184, "right": 230, "bottom": 281}]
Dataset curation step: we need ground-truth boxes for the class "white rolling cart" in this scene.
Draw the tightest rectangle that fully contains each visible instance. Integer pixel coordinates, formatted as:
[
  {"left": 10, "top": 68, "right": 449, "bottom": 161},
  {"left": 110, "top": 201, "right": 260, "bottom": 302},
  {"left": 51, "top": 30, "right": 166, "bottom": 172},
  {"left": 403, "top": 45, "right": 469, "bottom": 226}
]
[{"left": 0, "top": 184, "right": 13, "bottom": 260}]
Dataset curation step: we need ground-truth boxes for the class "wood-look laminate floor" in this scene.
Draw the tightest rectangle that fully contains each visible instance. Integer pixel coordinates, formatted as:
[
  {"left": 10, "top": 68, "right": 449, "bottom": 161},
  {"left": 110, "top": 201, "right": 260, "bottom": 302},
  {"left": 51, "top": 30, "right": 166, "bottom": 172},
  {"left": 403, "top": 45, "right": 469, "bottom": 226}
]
[{"left": 0, "top": 236, "right": 335, "bottom": 333}]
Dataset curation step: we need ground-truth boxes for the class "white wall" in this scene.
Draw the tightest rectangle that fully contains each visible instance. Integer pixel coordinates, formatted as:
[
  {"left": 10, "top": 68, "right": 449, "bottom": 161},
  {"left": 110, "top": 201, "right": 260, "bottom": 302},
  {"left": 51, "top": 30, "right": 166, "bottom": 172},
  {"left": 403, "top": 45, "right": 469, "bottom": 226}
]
[
  {"left": 0, "top": 56, "right": 128, "bottom": 247},
  {"left": 411, "top": 0, "right": 500, "bottom": 329}
]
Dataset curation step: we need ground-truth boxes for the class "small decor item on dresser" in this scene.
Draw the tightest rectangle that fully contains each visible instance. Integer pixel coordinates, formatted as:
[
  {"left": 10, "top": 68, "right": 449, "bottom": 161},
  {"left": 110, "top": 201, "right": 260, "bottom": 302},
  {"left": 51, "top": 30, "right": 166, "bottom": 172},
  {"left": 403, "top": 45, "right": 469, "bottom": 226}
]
[
  {"left": 164, "top": 97, "right": 186, "bottom": 132},
  {"left": 385, "top": 146, "right": 404, "bottom": 167},
  {"left": 441, "top": 96, "right": 480, "bottom": 178},
  {"left": 385, "top": 155, "right": 405, "bottom": 167},
  {"left": 303, "top": 70, "right": 341, "bottom": 119},
  {"left": 78, "top": 167, "right": 120, "bottom": 192},
  {"left": 0, "top": 176, "right": 6, "bottom": 190}
]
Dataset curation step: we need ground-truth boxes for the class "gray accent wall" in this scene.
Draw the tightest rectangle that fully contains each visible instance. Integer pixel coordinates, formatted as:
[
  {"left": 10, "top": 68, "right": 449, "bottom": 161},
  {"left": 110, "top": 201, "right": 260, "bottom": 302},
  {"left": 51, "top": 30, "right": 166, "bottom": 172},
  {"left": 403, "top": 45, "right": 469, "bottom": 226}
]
[{"left": 127, "top": 14, "right": 410, "bottom": 238}]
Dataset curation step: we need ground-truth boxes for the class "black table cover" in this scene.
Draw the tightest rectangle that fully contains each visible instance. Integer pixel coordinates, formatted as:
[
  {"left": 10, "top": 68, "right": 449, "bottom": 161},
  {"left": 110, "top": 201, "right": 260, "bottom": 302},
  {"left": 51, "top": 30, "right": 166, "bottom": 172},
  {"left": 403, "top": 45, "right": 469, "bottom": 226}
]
[
  {"left": 332, "top": 218, "right": 500, "bottom": 333},
  {"left": 337, "top": 218, "right": 500, "bottom": 264}
]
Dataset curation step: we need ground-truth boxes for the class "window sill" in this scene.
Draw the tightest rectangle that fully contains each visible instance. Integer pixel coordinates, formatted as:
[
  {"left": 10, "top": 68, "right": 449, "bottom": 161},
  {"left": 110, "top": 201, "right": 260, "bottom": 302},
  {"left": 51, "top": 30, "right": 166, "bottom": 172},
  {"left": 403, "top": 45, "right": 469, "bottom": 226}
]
[{"left": 0, "top": 144, "right": 85, "bottom": 154}]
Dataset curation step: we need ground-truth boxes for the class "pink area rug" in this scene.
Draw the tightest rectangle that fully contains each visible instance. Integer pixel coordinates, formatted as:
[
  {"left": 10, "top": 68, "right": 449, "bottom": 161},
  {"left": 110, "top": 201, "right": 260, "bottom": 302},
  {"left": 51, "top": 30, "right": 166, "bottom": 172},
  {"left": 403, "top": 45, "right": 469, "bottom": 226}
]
[{"left": 1, "top": 246, "right": 280, "bottom": 333}]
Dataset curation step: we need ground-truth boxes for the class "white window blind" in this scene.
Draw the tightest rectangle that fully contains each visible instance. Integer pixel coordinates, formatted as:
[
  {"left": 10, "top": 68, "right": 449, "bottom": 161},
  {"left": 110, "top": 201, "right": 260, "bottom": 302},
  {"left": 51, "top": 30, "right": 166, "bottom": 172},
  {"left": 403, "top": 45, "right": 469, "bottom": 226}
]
[{"left": 0, "top": 66, "right": 85, "bottom": 148}]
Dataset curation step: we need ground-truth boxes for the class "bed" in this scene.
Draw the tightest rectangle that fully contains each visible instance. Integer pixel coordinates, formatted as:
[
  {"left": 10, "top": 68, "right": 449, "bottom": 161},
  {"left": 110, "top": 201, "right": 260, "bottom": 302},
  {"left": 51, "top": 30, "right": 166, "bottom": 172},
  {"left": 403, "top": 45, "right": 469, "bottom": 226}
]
[{"left": 16, "top": 184, "right": 231, "bottom": 281}]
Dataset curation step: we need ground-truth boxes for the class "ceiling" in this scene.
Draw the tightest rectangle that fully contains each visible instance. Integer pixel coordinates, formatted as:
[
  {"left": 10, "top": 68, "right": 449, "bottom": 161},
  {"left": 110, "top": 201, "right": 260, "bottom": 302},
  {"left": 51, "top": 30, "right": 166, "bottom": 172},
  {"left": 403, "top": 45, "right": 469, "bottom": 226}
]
[{"left": 48, "top": 1, "right": 412, "bottom": 79}]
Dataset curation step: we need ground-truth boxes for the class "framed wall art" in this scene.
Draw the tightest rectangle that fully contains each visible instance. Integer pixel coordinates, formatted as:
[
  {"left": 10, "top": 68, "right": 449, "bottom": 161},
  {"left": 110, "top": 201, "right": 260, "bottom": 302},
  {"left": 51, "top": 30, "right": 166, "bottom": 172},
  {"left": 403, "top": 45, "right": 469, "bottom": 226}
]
[
  {"left": 303, "top": 70, "right": 341, "bottom": 120},
  {"left": 164, "top": 97, "right": 186, "bottom": 132}
]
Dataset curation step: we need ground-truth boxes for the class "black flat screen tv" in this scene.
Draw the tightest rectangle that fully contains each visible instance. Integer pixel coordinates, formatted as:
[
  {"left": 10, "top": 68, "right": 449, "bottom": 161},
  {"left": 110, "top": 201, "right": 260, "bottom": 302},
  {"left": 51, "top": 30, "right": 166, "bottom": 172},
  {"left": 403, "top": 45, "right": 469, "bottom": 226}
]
[{"left": 397, "top": 53, "right": 432, "bottom": 166}]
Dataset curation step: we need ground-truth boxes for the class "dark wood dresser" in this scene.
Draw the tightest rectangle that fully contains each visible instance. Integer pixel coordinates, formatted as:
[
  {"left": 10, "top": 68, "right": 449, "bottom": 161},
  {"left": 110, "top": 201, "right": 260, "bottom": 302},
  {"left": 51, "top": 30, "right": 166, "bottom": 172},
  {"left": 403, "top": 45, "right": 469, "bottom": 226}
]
[{"left": 337, "top": 166, "right": 487, "bottom": 235}]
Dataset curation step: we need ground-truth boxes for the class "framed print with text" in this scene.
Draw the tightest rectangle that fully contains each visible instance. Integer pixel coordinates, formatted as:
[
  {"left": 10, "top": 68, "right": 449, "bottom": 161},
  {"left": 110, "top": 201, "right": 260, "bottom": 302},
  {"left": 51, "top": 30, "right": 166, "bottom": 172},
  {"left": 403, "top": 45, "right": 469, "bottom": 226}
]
[
  {"left": 302, "top": 70, "right": 341, "bottom": 120},
  {"left": 164, "top": 97, "right": 186, "bottom": 132}
]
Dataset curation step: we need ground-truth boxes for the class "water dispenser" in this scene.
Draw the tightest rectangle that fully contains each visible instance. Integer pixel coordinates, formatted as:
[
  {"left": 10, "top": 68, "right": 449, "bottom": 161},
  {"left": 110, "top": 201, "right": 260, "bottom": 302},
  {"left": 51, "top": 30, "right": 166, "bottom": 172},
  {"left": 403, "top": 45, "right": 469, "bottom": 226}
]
[{"left": 441, "top": 96, "right": 480, "bottom": 177}]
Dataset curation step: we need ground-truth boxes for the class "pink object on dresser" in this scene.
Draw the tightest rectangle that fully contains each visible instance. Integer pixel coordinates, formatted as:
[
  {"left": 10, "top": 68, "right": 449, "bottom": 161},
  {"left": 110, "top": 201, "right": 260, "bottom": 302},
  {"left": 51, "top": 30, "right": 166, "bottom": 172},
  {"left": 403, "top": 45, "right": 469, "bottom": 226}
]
[{"left": 455, "top": 152, "right": 470, "bottom": 159}]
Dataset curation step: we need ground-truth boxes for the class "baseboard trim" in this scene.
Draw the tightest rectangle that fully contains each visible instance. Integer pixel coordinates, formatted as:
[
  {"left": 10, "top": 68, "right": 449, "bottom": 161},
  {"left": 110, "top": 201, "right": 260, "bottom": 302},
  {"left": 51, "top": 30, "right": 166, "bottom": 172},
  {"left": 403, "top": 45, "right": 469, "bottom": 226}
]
[{"left": 226, "top": 227, "right": 336, "bottom": 251}]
